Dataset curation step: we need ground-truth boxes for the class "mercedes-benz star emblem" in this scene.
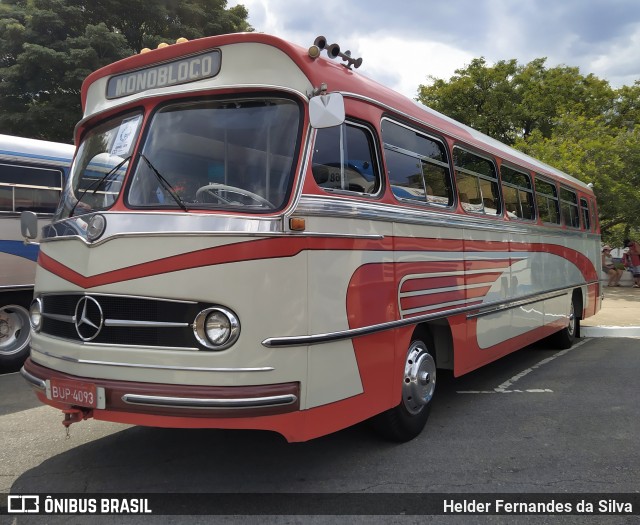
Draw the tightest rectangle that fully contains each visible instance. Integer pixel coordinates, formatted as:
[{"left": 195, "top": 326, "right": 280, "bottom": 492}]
[{"left": 74, "top": 296, "right": 104, "bottom": 341}]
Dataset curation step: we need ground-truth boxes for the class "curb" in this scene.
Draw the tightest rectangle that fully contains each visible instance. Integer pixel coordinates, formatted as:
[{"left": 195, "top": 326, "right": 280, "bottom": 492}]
[{"left": 581, "top": 326, "right": 640, "bottom": 338}]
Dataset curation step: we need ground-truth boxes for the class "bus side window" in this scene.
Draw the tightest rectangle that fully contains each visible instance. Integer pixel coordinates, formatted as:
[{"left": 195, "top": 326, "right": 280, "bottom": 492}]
[
  {"left": 0, "top": 163, "right": 63, "bottom": 214},
  {"left": 501, "top": 166, "right": 535, "bottom": 220},
  {"left": 580, "top": 198, "right": 591, "bottom": 230},
  {"left": 559, "top": 187, "right": 580, "bottom": 228},
  {"left": 453, "top": 147, "right": 500, "bottom": 215},
  {"left": 312, "top": 122, "right": 380, "bottom": 195},
  {"left": 381, "top": 119, "right": 452, "bottom": 206},
  {"left": 535, "top": 177, "right": 560, "bottom": 225}
]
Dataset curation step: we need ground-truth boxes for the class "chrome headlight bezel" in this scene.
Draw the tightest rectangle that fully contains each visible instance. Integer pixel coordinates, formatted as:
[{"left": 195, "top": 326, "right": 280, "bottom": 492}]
[
  {"left": 192, "top": 306, "right": 240, "bottom": 350},
  {"left": 86, "top": 214, "right": 106, "bottom": 242},
  {"left": 29, "top": 297, "right": 43, "bottom": 332}
]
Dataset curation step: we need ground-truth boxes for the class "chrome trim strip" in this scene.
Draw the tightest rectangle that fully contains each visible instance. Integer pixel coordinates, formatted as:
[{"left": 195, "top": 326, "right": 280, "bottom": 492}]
[
  {"left": 42, "top": 312, "right": 74, "bottom": 323},
  {"left": 39, "top": 291, "right": 198, "bottom": 304},
  {"left": 0, "top": 284, "right": 34, "bottom": 292},
  {"left": 35, "top": 332, "right": 201, "bottom": 352},
  {"left": 32, "top": 347, "right": 274, "bottom": 372},
  {"left": 121, "top": 393, "right": 297, "bottom": 409},
  {"left": 262, "top": 282, "right": 596, "bottom": 348},
  {"left": 20, "top": 366, "right": 46, "bottom": 391},
  {"left": 293, "top": 195, "right": 601, "bottom": 239},
  {"left": 41, "top": 213, "right": 284, "bottom": 244},
  {"left": 288, "top": 231, "right": 384, "bottom": 240},
  {"left": 104, "top": 320, "right": 190, "bottom": 328},
  {"left": 41, "top": 226, "right": 383, "bottom": 244},
  {"left": 466, "top": 291, "right": 568, "bottom": 319}
]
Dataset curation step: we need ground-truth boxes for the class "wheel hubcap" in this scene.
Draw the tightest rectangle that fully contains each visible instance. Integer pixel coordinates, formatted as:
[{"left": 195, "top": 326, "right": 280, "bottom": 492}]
[
  {"left": 0, "top": 305, "right": 30, "bottom": 356},
  {"left": 568, "top": 302, "right": 575, "bottom": 337},
  {"left": 402, "top": 341, "right": 436, "bottom": 415}
]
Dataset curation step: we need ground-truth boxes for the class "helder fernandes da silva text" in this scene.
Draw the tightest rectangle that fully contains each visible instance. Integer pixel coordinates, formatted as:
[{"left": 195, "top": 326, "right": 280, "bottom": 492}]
[{"left": 444, "top": 498, "right": 633, "bottom": 514}]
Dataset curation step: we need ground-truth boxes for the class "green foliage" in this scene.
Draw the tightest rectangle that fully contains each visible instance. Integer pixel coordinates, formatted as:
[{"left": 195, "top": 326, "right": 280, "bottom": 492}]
[
  {"left": 417, "top": 57, "right": 640, "bottom": 242},
  {"left": 0, "top": 0, "right": 252, "bottom": 142},
  {"left": 417, "top": 57, "right": 614, "bottom": 145}
]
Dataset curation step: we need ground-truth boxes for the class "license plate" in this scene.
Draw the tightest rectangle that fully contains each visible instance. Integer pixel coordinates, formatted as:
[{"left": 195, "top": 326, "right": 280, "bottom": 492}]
[{"left": 50, "top": 378, "right": 98, "bottom": 409}]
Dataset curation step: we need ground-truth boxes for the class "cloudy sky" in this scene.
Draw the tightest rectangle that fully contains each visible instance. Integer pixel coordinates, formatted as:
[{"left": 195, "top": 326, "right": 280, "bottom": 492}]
[{"left": 227, "top": 0, "right": 640, "bottom": 99}]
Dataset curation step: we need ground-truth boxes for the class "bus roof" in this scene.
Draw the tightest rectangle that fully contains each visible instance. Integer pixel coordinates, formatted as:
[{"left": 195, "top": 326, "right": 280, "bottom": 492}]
[
  {"left": 80, "top": 32, "right": 592, "bottom": 195},
  {"left": 0, "top": 134, "right": 75, "bottom": 165}
]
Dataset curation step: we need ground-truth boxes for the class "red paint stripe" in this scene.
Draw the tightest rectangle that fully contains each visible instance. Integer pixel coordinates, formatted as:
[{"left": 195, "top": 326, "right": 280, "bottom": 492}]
[
  {"left": 401, "top": 272, "right": 503, "bottom": 293},
  {"left": 39, "top": 235, "right": 597, "bottom": 289},
  {"left": 402, "top": 300, "right": 483, "bottom": 318},
  {"left": 465, "top": 272, "right": 504, "bottom": 285},
  {"left": 401, "top": 275, "right": 464, "bottom": 293},
  {"left": 39, "top": 236, "right": 390, "bottom": 289},
  {"left": 400, "top": 286, "right": 491, "bottom": 311},
  {"left": 465, "top": 259, "right": 513, "bottom": 271}
]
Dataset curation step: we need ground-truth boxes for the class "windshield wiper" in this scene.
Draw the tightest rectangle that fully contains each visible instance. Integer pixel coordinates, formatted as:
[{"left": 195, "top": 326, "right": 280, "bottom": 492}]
[
  {"left": 69, "top": 155, "right": 131, "bottom": 217},
  {"left": 140, "top": 154, "right": 188, "bottom": 212}
]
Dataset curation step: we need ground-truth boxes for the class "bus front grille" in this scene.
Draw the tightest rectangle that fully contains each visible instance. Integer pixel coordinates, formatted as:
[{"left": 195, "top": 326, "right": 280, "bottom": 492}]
[{"left": 38, "top": 293, "right": 205, "bottom": 350}]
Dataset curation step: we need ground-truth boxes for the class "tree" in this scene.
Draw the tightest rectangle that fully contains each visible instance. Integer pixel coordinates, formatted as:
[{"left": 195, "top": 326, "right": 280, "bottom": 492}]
[
  {"left": 416, "top": 57, "right": 639, "bottom": 243},
  {"left": 417, "top": 57, "right": 614, "bottom": 146},
  {"left": 514, "top": 114, "right": 640, "bottom": 241},
  {"left": 74, "top": 0, "right": 252, "bottom": 53},
  {"left": 0, "top": 0, "right": 252, "bottom": 142}
]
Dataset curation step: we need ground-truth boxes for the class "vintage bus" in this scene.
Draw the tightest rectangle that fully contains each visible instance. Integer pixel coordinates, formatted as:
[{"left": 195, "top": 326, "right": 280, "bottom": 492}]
[
  {"left": 20, "top": 33, "right": 601, "bottom": 442},
  {"left": 0, "top": 134, "right": 74, "bottom": 368}
]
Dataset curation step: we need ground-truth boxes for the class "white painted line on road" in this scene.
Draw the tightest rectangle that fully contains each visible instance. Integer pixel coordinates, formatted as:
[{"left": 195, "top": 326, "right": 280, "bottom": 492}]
[{"left": 457, "top": 338, "right": 588, "bottom": 394}]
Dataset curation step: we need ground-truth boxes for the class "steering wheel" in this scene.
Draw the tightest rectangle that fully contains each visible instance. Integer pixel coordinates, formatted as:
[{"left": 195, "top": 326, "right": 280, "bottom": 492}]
[{"left": 195, "top": 183, "right": 274, "bottom": 209}]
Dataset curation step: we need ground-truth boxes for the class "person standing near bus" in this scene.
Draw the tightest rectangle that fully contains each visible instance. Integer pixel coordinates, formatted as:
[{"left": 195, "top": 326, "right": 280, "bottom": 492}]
[
  {"left": 623, "top": 239, "right": 640, "bottom": 288},
  {"left": 602, "top": 245, "right": 623, "bottom": 286}
]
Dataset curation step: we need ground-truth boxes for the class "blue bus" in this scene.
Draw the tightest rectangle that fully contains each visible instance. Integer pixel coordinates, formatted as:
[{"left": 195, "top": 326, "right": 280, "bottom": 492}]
[{"left": 0, "top": 134, "right": 74, "bottom": 368}]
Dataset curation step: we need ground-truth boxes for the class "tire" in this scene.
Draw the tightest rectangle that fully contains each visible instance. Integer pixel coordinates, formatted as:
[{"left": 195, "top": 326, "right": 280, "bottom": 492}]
[
  {"left": 370, "top": 339, "right": 436, "bottom": 442},
  {"left": 0, "top": 302, "right": 31, "bottom": 369},
  {"left": 550, "top": 296, "right": 578, "bottom": 349}
]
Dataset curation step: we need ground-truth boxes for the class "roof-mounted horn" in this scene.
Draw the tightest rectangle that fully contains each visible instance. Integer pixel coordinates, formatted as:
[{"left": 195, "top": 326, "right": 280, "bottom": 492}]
[{"left": 308, "top": 35, "right": 363, "bottom": 70}]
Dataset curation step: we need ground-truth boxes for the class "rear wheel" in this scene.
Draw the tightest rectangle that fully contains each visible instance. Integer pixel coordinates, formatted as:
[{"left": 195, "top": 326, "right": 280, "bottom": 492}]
[
  {"left": 370, "top": 339, "right": 436, "bottom": 442},
  {"left": 550, "top": 296, "right": 578, "bottom": 349}
]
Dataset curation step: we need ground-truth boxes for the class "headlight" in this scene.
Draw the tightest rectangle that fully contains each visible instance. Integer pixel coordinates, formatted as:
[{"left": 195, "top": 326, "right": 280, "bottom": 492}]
[
  {"left": 29, "top": 298, "right": 43, "bottom": 331},
  {"left": 86, "top": 214, "right": 106, "bottom": 242},
  {"left": 193, "top": 307, "right": 240, "bottom": 350}
]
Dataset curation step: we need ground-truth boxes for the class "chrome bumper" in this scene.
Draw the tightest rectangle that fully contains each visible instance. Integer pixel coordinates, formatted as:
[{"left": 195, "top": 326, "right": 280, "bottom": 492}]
[
  {"left": 121, "top": 393, "right": 298, "bottom": 410},
  {"left": 20, "top": 366, "right": 46, "bottom": 391}
]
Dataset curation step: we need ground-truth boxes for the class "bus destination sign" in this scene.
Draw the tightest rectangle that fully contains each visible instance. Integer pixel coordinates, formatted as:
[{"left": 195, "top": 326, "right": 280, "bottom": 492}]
[{"left": 106, "top": 50, "right": 221, "bottom": 99}]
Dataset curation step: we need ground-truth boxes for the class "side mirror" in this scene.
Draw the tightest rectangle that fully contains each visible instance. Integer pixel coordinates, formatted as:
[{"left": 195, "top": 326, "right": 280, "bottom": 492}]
[
  {"left": 21, "top": 211, "right": 39, "bottom": 241},
  {"left": 309, "top": 93, "right": 345, "bottom": 128}
]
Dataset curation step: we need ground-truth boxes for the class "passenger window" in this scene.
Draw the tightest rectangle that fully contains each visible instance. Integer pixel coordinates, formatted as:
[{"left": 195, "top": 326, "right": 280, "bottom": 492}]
[
  {"left": 535, "top": 178, "right": 560, "bottom": 224},
  {"left": 453, "top": 147, "right": 500, "bottom": 215},
  {"left": 560, "top": 187, "right": 580, "bottom": 228},
  {"left": 382, "top": 120, "right": 452, "bottom": 206},
  {"left": 580, "top": 197, "right": 591, "bottom": 231},
  {"left": 501, "top": 166, "right": 535, "bottom": 220},
  {"left": 312, "top": 123, "right": 380, "bottom": 194},
  {"left": 0, "top": 163, "right": 63, "bottom": 214}
]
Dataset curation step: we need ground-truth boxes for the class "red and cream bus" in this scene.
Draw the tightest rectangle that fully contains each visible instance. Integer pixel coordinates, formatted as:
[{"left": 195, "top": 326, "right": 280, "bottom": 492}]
[{"left": 20, "top": 33, "right": 601, "bottom": 442}]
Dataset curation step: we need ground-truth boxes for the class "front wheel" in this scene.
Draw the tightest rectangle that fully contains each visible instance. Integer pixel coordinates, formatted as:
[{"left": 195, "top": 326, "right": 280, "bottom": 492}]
[{"left": 370, "top": 339, "right": 436, "bottom": 442}]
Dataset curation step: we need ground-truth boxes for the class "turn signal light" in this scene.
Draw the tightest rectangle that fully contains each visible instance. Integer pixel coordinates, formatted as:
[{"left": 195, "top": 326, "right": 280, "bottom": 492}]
[{"left": 289, "top": 217, "right": 306, "bottom": 231}]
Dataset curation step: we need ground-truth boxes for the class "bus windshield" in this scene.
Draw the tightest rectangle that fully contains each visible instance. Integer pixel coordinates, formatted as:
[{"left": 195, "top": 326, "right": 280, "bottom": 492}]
[
  {"left": 127, "top": 97, "right": 301, "bottom": 212},
  {"left": 57, "top": 112, "right": 143, "bottom": 219}
]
